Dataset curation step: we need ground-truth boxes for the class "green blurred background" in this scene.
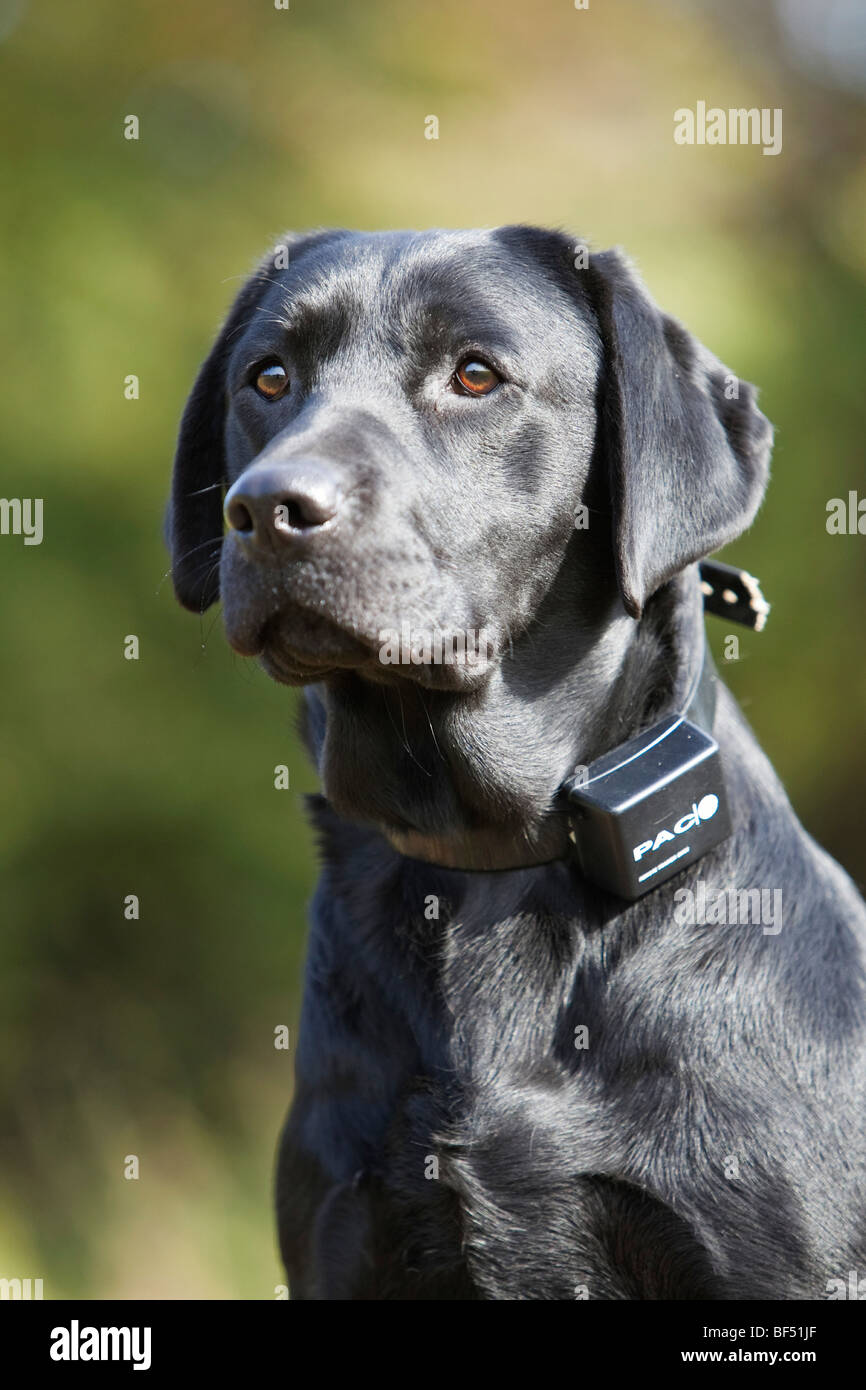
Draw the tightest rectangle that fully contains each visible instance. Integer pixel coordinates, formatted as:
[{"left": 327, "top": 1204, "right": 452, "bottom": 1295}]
[{"left": 1, "top": 0, "right": 864, "bottom": 1298}]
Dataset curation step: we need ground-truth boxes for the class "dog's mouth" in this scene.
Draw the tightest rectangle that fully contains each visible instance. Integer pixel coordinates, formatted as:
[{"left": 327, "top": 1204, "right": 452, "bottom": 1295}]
[
  {"left": 254, "top": 604, "right": 373, "bottom": 685},
  {"left": 228, "top": 597, "right": 498, "bottom": 691}
]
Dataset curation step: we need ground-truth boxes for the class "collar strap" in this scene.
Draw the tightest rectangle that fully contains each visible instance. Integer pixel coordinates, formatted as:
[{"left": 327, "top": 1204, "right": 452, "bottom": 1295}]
[{"left": 699, "top": 559, "right": 770, "bottom": 631}]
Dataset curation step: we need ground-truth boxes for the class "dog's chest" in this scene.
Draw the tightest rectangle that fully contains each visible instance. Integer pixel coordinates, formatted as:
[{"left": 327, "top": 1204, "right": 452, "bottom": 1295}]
[
  {"left": 363, "top": 943, "right": 630, "bottom": 1296},
  {"left": 302, "top": 872, "right": 729, "bottom": 1296}
]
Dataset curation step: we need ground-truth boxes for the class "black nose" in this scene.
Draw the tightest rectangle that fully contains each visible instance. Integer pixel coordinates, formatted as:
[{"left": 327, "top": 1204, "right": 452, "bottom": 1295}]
[{"left": 224, "top": 459, "right": 341, "bottom": 545}]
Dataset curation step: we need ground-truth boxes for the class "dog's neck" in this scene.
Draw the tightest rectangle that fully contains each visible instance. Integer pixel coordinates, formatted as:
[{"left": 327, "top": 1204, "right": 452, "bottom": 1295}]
[{"left": 303, "top": 567, "right": 708, "bottom": 872}]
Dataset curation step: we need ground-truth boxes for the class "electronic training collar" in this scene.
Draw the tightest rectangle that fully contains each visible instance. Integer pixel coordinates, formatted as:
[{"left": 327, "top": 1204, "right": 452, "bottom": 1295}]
[{"left": 562, "top": 560, "right": 770, "bottom": 901}]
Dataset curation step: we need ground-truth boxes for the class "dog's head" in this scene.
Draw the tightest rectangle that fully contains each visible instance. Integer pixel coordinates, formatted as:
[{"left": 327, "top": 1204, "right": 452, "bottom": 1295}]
[{"left": 168, "top": 227, "right": 772, "bottom": 697}]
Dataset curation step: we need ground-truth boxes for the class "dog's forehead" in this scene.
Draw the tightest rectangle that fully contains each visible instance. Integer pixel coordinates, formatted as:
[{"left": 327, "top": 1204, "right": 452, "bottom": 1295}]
[
  {"left": 281, "top": 228, "right": 506, "bottom": 300},
  {"left": 262, "top": 228, "right": 583, "bottom": 347}
]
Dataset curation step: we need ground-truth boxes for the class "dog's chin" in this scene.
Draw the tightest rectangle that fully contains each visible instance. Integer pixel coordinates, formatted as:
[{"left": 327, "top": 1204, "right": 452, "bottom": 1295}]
[
  {"left": 259, "top": 638, "right": 495, "bottom": 691},
  {"left": 225, "top": 603, "right": 374, "bottom": 686},
  {"left": 258, "top": 641, "right": 371, "bottom": 686},
  {"left": 226, "top": 601, "right": 497, "bottom": 692}
]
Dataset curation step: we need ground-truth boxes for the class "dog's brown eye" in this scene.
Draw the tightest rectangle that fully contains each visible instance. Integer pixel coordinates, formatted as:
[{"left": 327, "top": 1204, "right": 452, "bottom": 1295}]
[
  {"left": 253, "top": 361, "right": 289, "bottom": 399},
  {"left": 454, "top": 358, "right": 500, "bottom": 396}
]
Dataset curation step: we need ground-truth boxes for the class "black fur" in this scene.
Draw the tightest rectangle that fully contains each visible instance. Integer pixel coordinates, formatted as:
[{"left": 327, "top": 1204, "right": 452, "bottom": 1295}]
[{"left": 169, "top": 226, "right": 866, "bottom": 1299}]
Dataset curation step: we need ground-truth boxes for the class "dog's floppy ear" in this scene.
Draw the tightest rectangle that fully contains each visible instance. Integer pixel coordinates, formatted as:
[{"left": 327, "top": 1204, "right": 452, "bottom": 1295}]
[
  {"left": 167, "top": 267, "right": 272, "bottom": 612},
  {"left": 587, "top": 249, "right": 773, "bottom": 619}
]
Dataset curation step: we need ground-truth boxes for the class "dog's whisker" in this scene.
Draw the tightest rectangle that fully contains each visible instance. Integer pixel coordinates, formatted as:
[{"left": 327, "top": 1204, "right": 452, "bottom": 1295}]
[
  {"left": 181, "top": 482, "right": 225, "bottom": 498},
  {"left": 156, "top": 540, "right": 222, "bottom": 597},
  {"left": 416, "top": 688, "right": 446, "bottom": 763}
]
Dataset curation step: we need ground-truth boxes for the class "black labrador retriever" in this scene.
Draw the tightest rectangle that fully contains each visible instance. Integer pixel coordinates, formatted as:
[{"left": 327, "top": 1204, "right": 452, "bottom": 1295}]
[{"left": 168, "top": 226, "right": 866, "bottom": 1300}]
